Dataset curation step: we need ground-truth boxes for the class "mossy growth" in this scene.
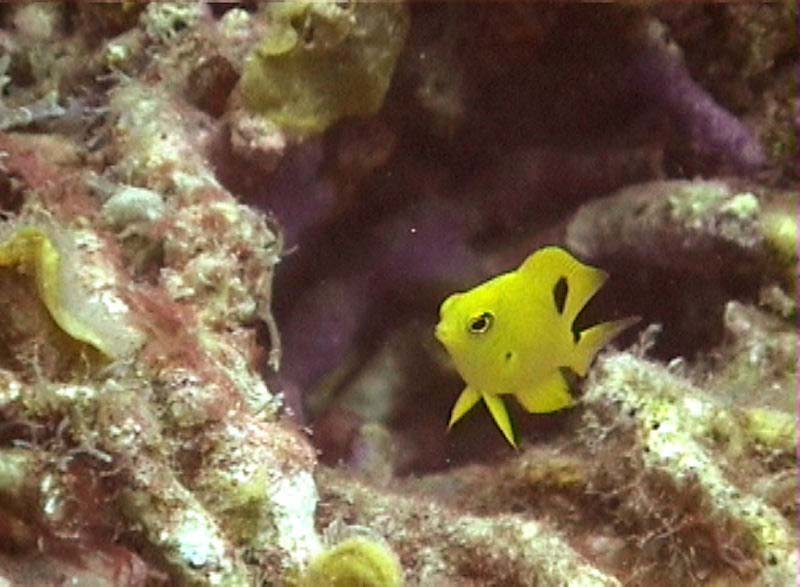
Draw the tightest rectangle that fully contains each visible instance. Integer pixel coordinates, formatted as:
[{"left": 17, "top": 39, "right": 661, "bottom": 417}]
[
  {"left": 523, "top": 456, "right": 586, "bottom": 491},
  {"left": 201, "top": 466, "right": 271, "bottom": 546},
  {"left": 241, "top": 1, "right": 409, "bottom": 137},
  {"left": 297, "top": 536, "right": 404, "bottom": 587},
  {"left": 741, "top": 408, "right": 795, "bottom": 454},
  {"left": 668, "top": 182, "right": 729, "bottom": 224},
  {"left": 760, "top": 198, "right": 797, "bottom": 291}
]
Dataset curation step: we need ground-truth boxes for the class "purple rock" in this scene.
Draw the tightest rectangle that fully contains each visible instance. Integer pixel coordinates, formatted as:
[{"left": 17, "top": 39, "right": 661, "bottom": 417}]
[{"left": 626, "top": 28, "right": 766, "bottom": 172}]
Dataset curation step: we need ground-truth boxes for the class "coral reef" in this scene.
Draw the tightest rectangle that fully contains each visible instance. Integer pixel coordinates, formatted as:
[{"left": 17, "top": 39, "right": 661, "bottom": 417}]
[
  {"left": 318, "top": 467, "right": 623, "bottom": 587},
  {"left": 583, "top": 353, "right": 796, "bottom": 586},
  {"left": 566, "top": 179, "right": 794, "bottom": 280},
  {"left": 0, "top": 2, "right": 795, "bottom": 586}
]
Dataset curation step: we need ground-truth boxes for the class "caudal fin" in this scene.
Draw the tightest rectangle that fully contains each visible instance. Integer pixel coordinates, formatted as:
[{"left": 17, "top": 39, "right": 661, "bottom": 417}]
[{"left": 571, "top": 316, "right": 640, "bottom": 377}]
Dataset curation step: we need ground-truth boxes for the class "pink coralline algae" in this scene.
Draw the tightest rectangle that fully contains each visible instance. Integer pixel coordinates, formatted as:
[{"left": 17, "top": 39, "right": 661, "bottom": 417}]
[{"left": 0, "top": 2, "right": 796, "bottom": 586}]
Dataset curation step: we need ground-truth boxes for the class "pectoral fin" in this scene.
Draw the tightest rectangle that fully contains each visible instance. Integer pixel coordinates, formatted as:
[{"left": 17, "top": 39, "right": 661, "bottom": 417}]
[
  {"left": 448, "top": 386, "right": 481, "bottom": 429},
  {"left": 482, "top": 393, "right": 517, "bottom": 448},
  {"left": 515, "top": 371, "right": 574, "bottom": 413}
]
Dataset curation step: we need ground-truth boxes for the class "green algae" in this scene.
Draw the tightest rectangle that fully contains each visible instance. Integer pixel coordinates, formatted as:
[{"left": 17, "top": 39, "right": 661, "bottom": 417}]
[
  {"left": 761, "top": 199, "right": 797, "bottom": 290},
  {"left": 241, "top": 1, "right": 409, "bottom": 137},
  {"left": 298, "top": 536, "right": 404, "bottom": 587},
  {"left": 742, "top": 408, "right": 796, "bottom": 453}
]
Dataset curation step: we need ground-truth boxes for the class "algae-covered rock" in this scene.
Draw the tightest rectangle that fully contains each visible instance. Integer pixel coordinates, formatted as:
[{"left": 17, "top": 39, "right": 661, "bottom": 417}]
[
  {"left": 706, "top": 301, "right": 796, "bottom": 413},
  {"left": 140, "top": 1, "right": 206, "bottom": 43},
  {"left": 567, "top": 179, "right": 796, "bottom": 284},
  {"left": 316, "top": 467, "right": 622, "bottom": 587},
  {"left": 0, "top": 449, "right": 38, "bottom": 500},
  {"left": 583, "top": 352, "right": 797, "bottom": 585},
  {"left": 241, "top": 1, "right": 409, "bottom": 137}
]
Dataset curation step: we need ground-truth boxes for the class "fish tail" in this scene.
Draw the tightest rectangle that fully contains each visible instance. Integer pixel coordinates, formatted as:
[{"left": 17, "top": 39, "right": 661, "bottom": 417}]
[{"left": 571, "top": 316, "right": 640, "bottom": 376}]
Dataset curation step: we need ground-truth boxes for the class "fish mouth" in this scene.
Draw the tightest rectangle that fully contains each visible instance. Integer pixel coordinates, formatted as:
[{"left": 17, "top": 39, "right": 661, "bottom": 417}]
[{"left": 434, "top": 322, "right": 448, "bottom": 343}]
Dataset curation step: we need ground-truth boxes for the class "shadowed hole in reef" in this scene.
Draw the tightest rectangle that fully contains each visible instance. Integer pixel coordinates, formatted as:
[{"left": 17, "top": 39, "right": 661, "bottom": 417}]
[
  {"left": 575, "top": 255, "right": 765, "bottom": 361},
  {"left": 209, "top": 1, "right": 259, "bottom": 18},
  {"left": 243, "top": 1, "right": 771, "bottom": 474},
  {"left": 0, "top": 172, "right": 23, "bottom": 214}
]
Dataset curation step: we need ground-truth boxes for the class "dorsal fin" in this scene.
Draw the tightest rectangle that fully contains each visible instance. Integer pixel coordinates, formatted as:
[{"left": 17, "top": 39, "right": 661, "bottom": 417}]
[{"left": 518, "top": 246, "right": 608, "bottom": 323}]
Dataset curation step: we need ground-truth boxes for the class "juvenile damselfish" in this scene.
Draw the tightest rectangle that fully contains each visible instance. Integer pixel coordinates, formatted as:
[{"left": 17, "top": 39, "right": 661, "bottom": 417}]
[{"left": 435, "top": 246, "right": 638, "bottom": 447}]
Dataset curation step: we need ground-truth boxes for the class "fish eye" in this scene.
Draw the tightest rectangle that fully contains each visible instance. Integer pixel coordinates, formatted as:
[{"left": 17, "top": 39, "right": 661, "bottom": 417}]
[{"left": 467, "top": 312, "right": 493, "bottom": 334}]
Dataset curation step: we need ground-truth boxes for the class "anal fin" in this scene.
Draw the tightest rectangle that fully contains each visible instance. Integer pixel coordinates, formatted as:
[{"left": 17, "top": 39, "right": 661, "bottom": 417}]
[
  {"left": 515, "top": 371, "right": 574, "bottom": 414},
  {"left": 482, "top": 393, "right": 516, "bottom": 448}
]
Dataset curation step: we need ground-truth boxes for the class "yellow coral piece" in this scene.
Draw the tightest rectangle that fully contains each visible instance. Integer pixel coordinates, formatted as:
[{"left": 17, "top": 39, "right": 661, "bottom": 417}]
[
  {"left": 241, "top": 1, "right": 409, "bottom": 137},
  {"left": 299, "top": 537, "right": 404, "bottom": 587},
  {"left": 0, "top": 227, "right": 110, "bottom": 356}
]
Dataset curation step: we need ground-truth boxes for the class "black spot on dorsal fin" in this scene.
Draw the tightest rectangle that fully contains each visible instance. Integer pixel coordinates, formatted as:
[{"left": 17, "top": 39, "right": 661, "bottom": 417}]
[{"left": 553, "top": 276, "right": 568, "bottom": 315}]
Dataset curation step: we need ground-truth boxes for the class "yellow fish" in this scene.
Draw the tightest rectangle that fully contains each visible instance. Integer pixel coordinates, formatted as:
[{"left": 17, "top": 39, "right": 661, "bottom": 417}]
[{"left": 435, "top": 246, "right": 638, "bottom": 447}]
